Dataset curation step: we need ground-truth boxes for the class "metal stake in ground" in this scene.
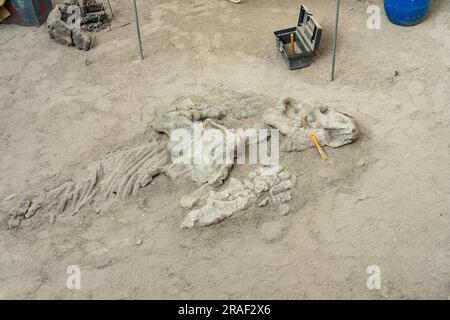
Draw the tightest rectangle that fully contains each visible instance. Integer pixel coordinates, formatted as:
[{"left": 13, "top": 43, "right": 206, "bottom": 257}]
[
  {"left": 331, "top": 0, "right": 340, "bottom": 81},
  {"left": 133, "top": 0, "right": 144, "bottom": 60},
  {"left": 88, "top": 1, "right": 106, "bottom": 52}
]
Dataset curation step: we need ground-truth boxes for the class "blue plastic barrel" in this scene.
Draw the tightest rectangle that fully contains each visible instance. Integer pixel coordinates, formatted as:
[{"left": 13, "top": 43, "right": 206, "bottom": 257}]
[{"left": 384, "top": 0, "right": 431, "bottom": 26}]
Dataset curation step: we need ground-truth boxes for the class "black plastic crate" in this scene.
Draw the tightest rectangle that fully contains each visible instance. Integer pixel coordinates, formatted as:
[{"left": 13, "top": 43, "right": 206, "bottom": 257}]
[{"left": 274, "top": 5, "right": 322, "bottom": 70}]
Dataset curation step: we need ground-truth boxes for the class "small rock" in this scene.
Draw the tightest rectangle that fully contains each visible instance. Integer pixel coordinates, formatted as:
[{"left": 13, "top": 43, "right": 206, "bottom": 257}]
[
  {"left": 49, "top": 20, "right": 73, "bottom": 46},
  {"left": 319, "top": 105, "right": 329, "bottom": 113},
  {"left": 7, "top": 218, "right": 21, "bottom": 229},
  {"left": 258, "top": 197, "right": 269, "bottom": 207},
  {"left": 135, "top": 239, "right": 143, "bottom": 246},
  {"left": 72, "top": 29, "right": 92, "bottom": 51},
  {"left": 278, "top": 204, "right": 291, "bottom": 216},
  {"left": 14, "top": 200, "right": 31, "bottom": 219},
  {"left": 357, "top": 159, "right": 366, "bottom": 167}
]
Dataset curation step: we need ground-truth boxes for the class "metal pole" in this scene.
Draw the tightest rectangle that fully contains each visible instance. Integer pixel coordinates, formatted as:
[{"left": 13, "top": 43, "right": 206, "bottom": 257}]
[
  {"left": 88, "top": 2, "right": 106, "bottom": 52},
  {"left": 133, "top": 0, "right": 144, "bottom": 60},
  {"left": 331, "top": 0, "right": 340, "bottom": 81}
]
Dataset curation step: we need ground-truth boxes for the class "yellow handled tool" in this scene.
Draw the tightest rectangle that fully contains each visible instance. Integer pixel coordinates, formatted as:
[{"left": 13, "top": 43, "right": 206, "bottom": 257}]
[
  {"left": 291, "top": 33, "right": 295, "bottom": 55},
  {"left": 309, "top": 131, "right": 328, "bottom": 161},
  {"left": 302, "top": 117, "right": 328, "bottom": 161}
]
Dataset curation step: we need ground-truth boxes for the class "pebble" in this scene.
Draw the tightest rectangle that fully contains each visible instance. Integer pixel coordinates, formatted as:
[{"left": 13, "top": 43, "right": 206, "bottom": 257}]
[
  {"left": 357, "top": 159, "right": 366, "bottom": 167},
  {"left": 279, "top": 204, "right": 291, "bottom": 216},
  {"left": 15, "top": 200, "right": 31, "bottom": 218},
  {"left": 258, "top": 197, "right": 269, "bottom": 207},
  {"left": 7, "top": 218, "right": 21, "bottom": 229}
]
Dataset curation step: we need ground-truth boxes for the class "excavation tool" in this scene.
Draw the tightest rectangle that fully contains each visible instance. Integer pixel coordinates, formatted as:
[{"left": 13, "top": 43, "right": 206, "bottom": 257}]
[
  {"left": 302, "top": 117, "right": 328, "bottom": 161},
  {"left": 290, "top": 33, "right": 295, "bottom": 55}
]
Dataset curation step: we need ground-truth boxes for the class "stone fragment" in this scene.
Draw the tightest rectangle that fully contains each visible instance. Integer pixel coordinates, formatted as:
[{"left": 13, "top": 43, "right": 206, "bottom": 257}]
[
  {"left": 72, "top": 29, "right": 92, "bottom": 51},
  {"left": 278, "top": 203, "right": 291, "bottom": 216},
  {"left": 258, "top": 197, "right": 269, "bottom": 207},
  {"left": 49, "top": 20, "right": 73, "bottom": 46},
  {"left": 15, "top": 200, "right": 31, "bottom": 218},
  {"left": 7, "top": 199, "right": 31, "bottom": 229}
]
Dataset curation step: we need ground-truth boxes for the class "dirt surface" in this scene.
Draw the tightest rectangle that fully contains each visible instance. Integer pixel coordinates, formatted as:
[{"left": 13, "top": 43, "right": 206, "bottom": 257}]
[{"left": 0, "top": 0, "right": 449, "bottom": 299}]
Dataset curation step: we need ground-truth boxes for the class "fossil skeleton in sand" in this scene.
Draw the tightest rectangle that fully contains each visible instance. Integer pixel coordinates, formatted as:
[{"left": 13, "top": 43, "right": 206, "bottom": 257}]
[{"left": 7, "top": 98, "right": 359, "bottom": 229}]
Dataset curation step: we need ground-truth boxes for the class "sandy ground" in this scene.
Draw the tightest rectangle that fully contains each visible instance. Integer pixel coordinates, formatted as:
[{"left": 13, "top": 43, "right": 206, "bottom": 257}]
[{"left": 0, "top": 0, "right": 449, "bottom": 299}]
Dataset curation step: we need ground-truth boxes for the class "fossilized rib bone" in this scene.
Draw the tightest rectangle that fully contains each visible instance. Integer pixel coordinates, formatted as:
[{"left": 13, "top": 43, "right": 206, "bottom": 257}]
[
  {"left": 8, "top": 137, "right": 170, "bottom": 227},
  {"left": 102, "top": 142, "right": 169, "bottom": 199}
]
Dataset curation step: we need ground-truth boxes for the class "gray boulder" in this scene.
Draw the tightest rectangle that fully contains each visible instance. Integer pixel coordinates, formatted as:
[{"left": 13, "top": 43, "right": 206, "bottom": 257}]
[
  {"left": 49, "top": 20, "right": 73, "bottom": 47},
  {"left": 72, "top": 29, "right": 92, "bottom": 51}
]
